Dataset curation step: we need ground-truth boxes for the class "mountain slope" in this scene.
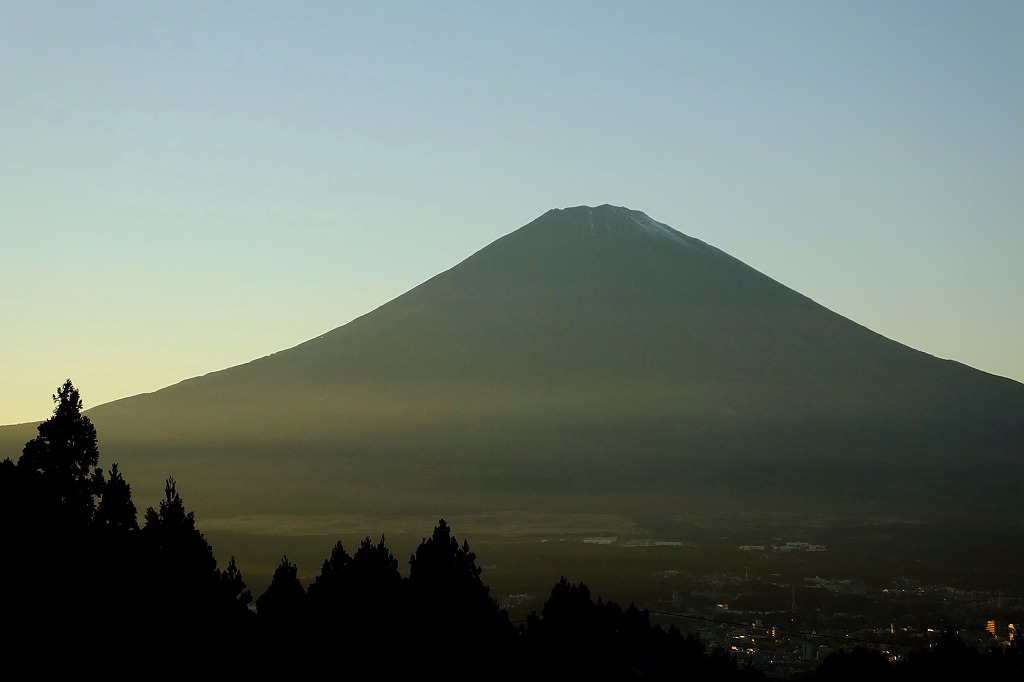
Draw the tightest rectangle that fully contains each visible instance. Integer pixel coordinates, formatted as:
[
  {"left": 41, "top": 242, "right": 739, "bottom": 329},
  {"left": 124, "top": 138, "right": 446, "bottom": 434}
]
[{"left": 4, "top": 205, "right": 1022, "bottom": 523}]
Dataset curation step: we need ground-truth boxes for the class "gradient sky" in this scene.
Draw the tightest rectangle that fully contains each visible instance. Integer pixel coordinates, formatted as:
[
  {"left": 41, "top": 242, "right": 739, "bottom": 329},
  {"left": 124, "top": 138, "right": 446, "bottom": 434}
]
[{"left": 3, "top": 1, "right": 1022, "bottom": 425}]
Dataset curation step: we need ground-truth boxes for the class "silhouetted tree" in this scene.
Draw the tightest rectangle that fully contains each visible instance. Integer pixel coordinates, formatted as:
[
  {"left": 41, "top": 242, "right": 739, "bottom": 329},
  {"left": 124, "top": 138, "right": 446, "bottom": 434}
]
[
  {"left": 18, "top": 379, "right": 102, "bottom": 530},
  {"left": 540, "top": 575, "right": 596, "bottom": 626},
  {"left": 408, "top": 519, "right": 484, "bottom": 589},
  {"left": 219, "top": 555, "right": 253, "bottom": 619},
  {"left": 253, "top": 555, "right": 308, "bottom": 670},
  {"left": 113, "top": 477, "right": 251, "bottom": 668},
  {"left": 139, "top": 476, "right": 223, "bottom": 647},
  {"left": 523, "top": 576, "right": 764, "bottom": 680},
  {"left": 407, "top": 519, "right": 515, "bottom": 674},
  {"left": 142, "top": 477, "right": 218, "bottom": 576},
  {"left": 256, "top": 556, "right": 306, "bottom": 621},
  {"left": 306, "top": 540, "right": 352, "bottom": 622},
  {"left": 94, "top": 462, "right": 138, "bottom": 535},
  {"left": 87, "top": 461, "right": 143, "bottom": 637},
  {"left": 349, "top": 534, "right": 403, "bottom": 625},
  {"left": 5, "top": 380, "right": 137, "bottom": 654},
  {"left": 302, "top": 535, "right": 404, "bottom": 664}
]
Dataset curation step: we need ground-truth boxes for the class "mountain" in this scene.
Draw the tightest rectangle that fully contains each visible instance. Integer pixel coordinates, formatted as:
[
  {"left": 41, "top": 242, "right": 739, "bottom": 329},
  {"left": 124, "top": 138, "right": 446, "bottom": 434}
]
[{"left": 4, "top": 205, "right": 1023, "bottom": 531}]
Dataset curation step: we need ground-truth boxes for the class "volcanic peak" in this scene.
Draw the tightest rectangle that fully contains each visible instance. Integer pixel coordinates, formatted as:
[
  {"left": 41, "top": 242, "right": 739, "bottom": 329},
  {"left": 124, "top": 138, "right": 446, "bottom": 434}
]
[{"left": 549, "top": 204, "right": 710, "bottom": 253}]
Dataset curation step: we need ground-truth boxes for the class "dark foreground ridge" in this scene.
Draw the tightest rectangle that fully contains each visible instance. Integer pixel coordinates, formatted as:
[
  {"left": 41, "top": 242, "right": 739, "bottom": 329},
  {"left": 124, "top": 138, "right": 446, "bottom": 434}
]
[{"left": 3, "top": 380, "right": 1021, "bottom": 679}]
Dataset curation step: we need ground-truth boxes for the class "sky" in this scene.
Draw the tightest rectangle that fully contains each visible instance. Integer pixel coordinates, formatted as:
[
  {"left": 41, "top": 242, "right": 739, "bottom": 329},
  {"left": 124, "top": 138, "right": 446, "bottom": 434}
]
[{"left": 2, "top": 1, "right": 1022, "bottom": 426}]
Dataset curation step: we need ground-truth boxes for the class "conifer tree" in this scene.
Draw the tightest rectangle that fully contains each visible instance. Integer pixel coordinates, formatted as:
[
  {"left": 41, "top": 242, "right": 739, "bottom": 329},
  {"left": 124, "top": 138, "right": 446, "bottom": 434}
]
[
  {"left": 408, "top": 519, "right": 502, "bottom": 622},
  {"left": 219, "top": 555, "right": 253, "bottom": 618},
  {"left": 349, "top": 535, "right": 403, "bottom": 624},
  {"left": 94, "top": 462, "right": 139, "bottom": 535},
  {"left": 8, "top": 381, "right": 140, "bottom": 657},
  {"left": 140, "top": 477, "right": 222, "bottom": 631},
  {"left": 18, "top": 379, "right": 102, "bottom": 529},
  {"left": 256, "top": 556, "right": 306, "bottom": 624},
  {"left": 407, "top": 519, "right": 513, "bottom": 669},
  {"left": 306, "top": 540, "right": 352, "bottom": 620}
]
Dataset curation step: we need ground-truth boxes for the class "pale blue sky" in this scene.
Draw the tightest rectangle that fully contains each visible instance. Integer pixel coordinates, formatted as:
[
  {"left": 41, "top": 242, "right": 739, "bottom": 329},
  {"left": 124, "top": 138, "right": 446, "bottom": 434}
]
[{"left": 3, "top": 1, "right": 1022, "bottom": 425}]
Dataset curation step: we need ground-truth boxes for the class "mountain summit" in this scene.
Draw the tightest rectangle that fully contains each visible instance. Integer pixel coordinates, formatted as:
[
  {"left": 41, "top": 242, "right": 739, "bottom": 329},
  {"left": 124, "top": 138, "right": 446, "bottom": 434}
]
[
  {"left": 227, "top": 203, "right": 949, "bottom": 387},
  {"left": 3, "top": 205, "right": 1022, "bottom": 525}
]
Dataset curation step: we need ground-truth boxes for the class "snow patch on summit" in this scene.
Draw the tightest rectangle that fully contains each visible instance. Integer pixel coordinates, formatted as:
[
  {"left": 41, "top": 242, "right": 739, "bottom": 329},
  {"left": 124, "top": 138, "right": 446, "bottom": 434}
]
[
  {"left": 594, "top": 205, "right": 703, "bottom": 251},
  {"left": 622, "top": 210, "right": 699, "bottom": 250},
  {"left": 565, "top": 205, "right": 714, "bottom": 254}
]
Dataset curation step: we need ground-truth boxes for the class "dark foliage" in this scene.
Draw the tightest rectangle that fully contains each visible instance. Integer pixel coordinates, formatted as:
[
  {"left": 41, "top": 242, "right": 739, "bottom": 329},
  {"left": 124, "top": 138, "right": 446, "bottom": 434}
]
[
  {"left": 94, "top": 462, "right": 138, "bottom": 535},
  {"left": 220, "top": 555, "right": 253, "bottom": 619},
  {"left": 255, "top": 555, "right": 306, "bottom": 623},
  {"left": 522, "top": 576, "right": 767, "bottom": 680},
  {"left": 346, "top": 534, "right": 404, "bottom": 628},
  {"left": 806, "top": 628, "right": 1024, "bottom": 681},
  {"left": 305, "top": 539, "right": 351, "bottom": 621},
  {"left": 810, "top": 646, "right": 899, "bottom": 682},
  {"left": 406, "top": 519, "right": 515, "bottom": 674},
  {"left": 2, "top": 381, "right": 113, "bottom": 655},
  {"left": 17, "top": 379, "right": 102, "bottom": 530},
  {"left": 1, "top": 382, "right": 255, "bottom": 671},
  {"left": 140, "top": 478, "right": 220, "bottom": 608}
]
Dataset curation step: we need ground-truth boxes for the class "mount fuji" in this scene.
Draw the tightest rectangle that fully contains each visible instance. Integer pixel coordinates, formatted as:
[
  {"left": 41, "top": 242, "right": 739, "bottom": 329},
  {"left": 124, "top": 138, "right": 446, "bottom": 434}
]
[{"left": 3, "top": 205, "right": 1022, "bottom": 532}]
